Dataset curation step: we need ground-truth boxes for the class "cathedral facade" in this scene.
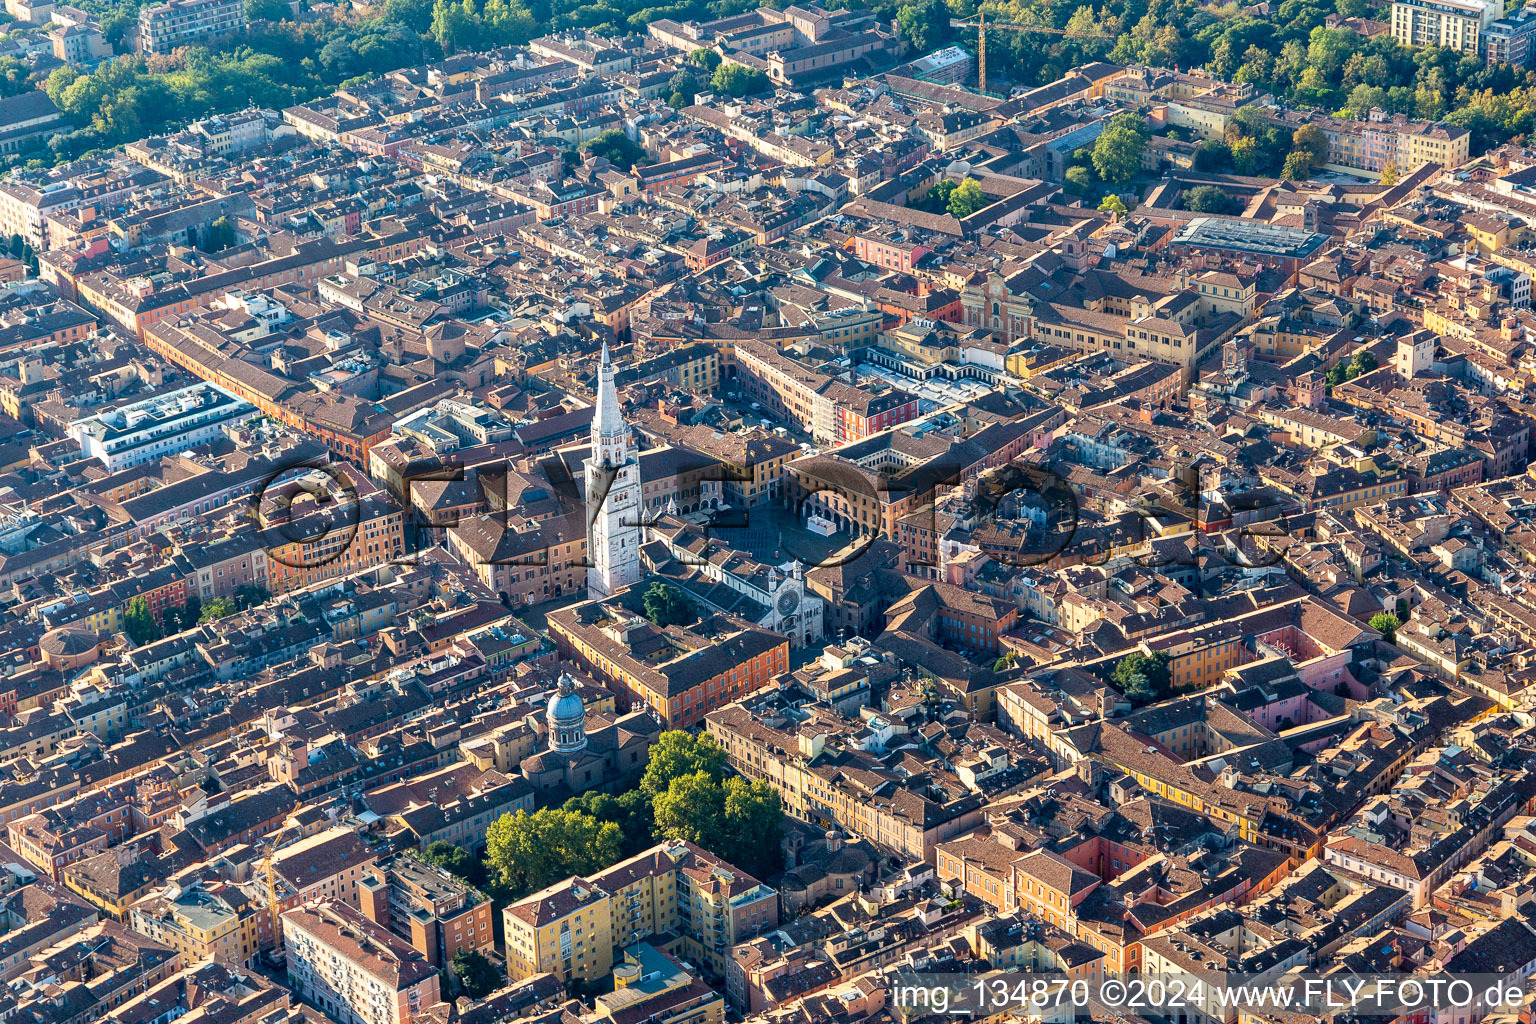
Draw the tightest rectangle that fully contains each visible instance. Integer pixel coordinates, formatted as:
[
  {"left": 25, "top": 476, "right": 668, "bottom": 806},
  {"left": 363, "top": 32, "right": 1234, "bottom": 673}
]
[{"left": 583, "top": 344, "right": 823, "bottom": 647}]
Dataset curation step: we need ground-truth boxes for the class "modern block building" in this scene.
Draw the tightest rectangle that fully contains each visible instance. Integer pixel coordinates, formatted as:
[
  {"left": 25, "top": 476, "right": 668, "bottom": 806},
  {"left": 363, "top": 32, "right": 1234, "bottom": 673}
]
[
  {"left": 1390, "top": 0, "right": 1504, "bottom": 55},
  {"left": 1484, "top": 5, "right": 1536, "bottom": 65},
  {"left": 138, "top": 0, "right": 247, "bottom": 56},
  {"left": 66, "top": 382, "right": 253, "bottom": 472},
  {"left": 357, "top": 854, "right": 495, "bottom": 969}
]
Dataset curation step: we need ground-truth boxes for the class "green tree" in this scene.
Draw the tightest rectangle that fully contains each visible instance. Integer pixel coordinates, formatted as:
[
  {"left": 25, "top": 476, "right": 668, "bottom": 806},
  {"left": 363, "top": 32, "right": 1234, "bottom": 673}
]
[
  {"left": 163, "top": 596, "right": 201, "bottom": 634},
  {"left": 484, "top": 0, "right": 537, "bottom": 44},
  {"left": 99, "top": 7, "right": 139, "bottom": 50},
  {"left": 430, "top": 0, "right": 478, "bottom": 53},
  {"left": 582, "top": 127, "right": 643, "bottom": 168},
  {"left": 640, "top": 730, "right": 727, "bottom": 798},
  {"left": 1347, "top": 350, "right": 1378, "bottom": 378},
  {"left": 710, "top": 62, "right": 770, "bottom": 98},
  {"left": 1183, "top": 185, "right": 1236, "bottom": 214},
  {"left": 667, "top": 70, "right": 699, "bottom": 107},
  {"left": 654, "top": 770, "right": 725, "bottom": 845},
  {"left": 1228, "top": 134, "right": 1259, "bottom": 176},
  {"left": 382, "top": 0, "right": 438, "bottom": 31},
  {"left": 642, "top": 582, "right": 692, "bottom": 627},
  {"left": 199, "top": 597, "right": 238, "bottom": 623},
  {"left": 924, "top": 178, "right": 957, "bottom": 211},
  {"left": 896, "top": 0, "right": 948, "bottom": 52},
  {"left": 246, "top": 0, "right": 292, "bottom": 20},
  {"left": 0, "top": 57, "right": 29, "bottom": 99},
  {"left": 720, "top": 776, "right": 784, "bottom": 878},
  {"left": 452, "top": 949, "right": 501, "bottom": 998},
  {"left": 689, "top": 48, "right": 721, "bottom": 73},
  {"left": 1098, "top": 193, "right": 1129, "bottom": 218},
  {"left": 1064, "top": 166, "right": 1094, "bottom": 194},
  {"left": 1192, "top": 138, "right": 1232, "bottom": 172},
  {"left": 234, "top": 584, "right": 269, "bottom": 610},
  {"left": 1306, "top": 26, "right": 1358, "bottom": 80},
  {"left": 1381, "top": 162, "right": 1399, "bottom": 186},
  {"left": 1092, "top": 113, "right": 1149, "bottom": 187},
  {"left": 946, "top": 179, "right": 987, "bottom": 217},
  {"left": 484, "top": 808, "right": 622, "bottom": 897},
  {"left": 1282, "top": 150, "right": 1313, "bottom": 181},
  {"left": 1291, "top": 123, "right": 1330, "bottom": 172},
  {"left": 202, "top": 216, "right": 236, "bottom": 252},
  {"left": 1110, "top": 651, "right": 1172, "bottom": 705},
  {"left": 423, "top": 840, "right": 484, "bottom": 883},
  {"left": 124, "top": 597, "right": 159, "bottom": 646},
  {"left": 1344, "top": 83, "right": 1388, "bottom": 120},
  {"left": 564, "top": 790, "right": 655, "bottom": 857},
  {"left": 1368, "top": 612, "right": 1401, "bottom": 643}
]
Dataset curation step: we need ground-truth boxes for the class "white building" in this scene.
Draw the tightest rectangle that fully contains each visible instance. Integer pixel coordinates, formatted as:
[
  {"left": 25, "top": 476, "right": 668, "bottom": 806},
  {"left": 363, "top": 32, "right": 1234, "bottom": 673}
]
[
  {"left": 283, "top": 899, "right": 440, "bottom": 1024},
  {"left": 909, "top": 46, "right": 974, "bottom": 85},
  {"left": 394, "top": 398, "right": 514, "bottom": 453},
  {"left": 67, "top": 382, "right": 253, "bottom": 472},
  {"left": 647, "top": 517, "right": 825, "bottom": 647}
]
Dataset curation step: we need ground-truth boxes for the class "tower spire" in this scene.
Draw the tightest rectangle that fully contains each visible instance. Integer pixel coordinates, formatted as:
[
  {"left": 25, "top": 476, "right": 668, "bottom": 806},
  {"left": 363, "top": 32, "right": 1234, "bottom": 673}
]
[
  {"left": 591, "top": 341, "right": 628, "bottom": 465},
  {"left": 585, "top": 339, "right": 641, "bottom": 597}
]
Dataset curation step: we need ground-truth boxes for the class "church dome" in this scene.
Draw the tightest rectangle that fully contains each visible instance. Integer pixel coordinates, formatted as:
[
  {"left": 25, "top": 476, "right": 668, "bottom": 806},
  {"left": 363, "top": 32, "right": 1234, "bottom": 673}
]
[
  {"left": 40, "top": 626, "right": 103, "bottom": 670},
  {"left": 546, "top": 674, "right": 588, "bottom": 754}
]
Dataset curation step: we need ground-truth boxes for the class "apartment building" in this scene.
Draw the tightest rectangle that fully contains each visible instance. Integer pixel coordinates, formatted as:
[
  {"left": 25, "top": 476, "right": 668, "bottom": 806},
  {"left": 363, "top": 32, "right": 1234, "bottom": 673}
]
[
  {"left": 138, "top": 0, "right": 247, "bottom": 56},
  {"left": 1484, "top": 5, "right": 1536, "bottom": 65},
  {"left": 358, "top": 855, "right": 495, "bottom": 967},
  {"left": 734, "top": 338, "right": 919, "bottom": 446},
  {"left": 705, "top": 697, "right": 988, "bottom": 863},
  {"left": 503, "top": 840, "right": 778, "bottom": 983},
  {"left": 259, "top": 492, "right": 405, "bottom": 595},
  {"left": 129, "top": 877, "right": 267, "bottom": 967},
  {"left": 1271, "top": 109, "right": 1471, "bottom": 174},
  {"left": 51, "top": 19, "right": 112, "bottom": 66},
  {"left": 270, "top": 827, "right": 378, "bottom": 911},
  {"left": 283, "top": 899, "right": 441, "bottom": 1024},
  {"left": 1390, "top": 0, "right": 1504, "bottom": 55}
]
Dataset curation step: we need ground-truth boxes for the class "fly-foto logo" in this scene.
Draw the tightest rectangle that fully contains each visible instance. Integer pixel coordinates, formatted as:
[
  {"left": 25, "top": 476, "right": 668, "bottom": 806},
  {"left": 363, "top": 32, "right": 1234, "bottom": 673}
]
[
  {"left": 249, "top": 456, "right": 362, "bottom": 569},
  {"left": 242, "top": 450, "right": 1300, "bottom": 574}
]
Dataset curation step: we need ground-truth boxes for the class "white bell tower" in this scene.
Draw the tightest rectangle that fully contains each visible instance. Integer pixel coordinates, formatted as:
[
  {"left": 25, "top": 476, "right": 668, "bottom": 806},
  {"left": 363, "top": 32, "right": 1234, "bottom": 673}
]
[{"left": 585, "top": 343, "right": 641, "bottom": 597}]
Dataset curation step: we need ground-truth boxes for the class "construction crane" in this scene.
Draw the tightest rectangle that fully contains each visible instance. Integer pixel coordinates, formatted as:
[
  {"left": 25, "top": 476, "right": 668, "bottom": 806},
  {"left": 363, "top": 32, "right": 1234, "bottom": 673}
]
[
  {"left": 263, "top": 841, "right": 282, "bottom": 957},
  {"left": 949, "top": 15, "right": 1115, "bottom": 95}
]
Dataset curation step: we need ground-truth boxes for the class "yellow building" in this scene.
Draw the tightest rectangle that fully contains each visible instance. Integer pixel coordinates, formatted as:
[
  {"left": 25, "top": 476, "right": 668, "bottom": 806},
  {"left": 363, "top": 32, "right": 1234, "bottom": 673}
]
[
  {"left": 130, "top": 879, "right": 265, "bottom": 966},
  {"left": 1194, "top": 270, "right": 1258, "bottom": 319},
  {"left": 876, "top": 318, "right": 964, "bottom": 366},
  {"left": 504, "top": 875, "right": 614, "bottom": 984},
  {"left": 1005, "top": 344, "right": 1079, "bottom": 379},
  {"left": 593, "top": 943, "right": 724, "bottom": 1024},
  {"left": 1464, "top": 211, "right": 1530, "bottom": 255},
  {"left": 63, "top": 849, "right": 163, "bottom": 921},
  {"left": 617, "top": 343, "right": 720, "bottom": 393},
  {"left": 502, "top": 840, "right": 778, "bottom": 985}
]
